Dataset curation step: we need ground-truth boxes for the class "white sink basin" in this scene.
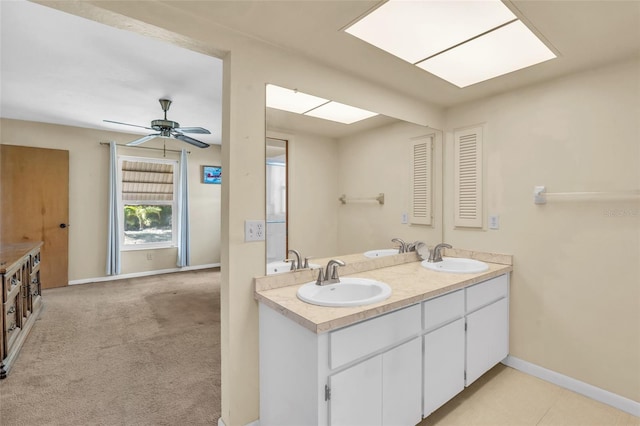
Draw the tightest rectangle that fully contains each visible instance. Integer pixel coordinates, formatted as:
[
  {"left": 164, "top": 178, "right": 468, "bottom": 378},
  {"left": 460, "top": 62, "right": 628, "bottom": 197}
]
[
  {"left": 267, "top": 261, "right": 321, "bottom": 275},
  {"left": 421, "top": 257, "right": 489, "bottom": 274},
  {"left": 297, "top": 277, "right": 392, "bottom": 307},
  {"left": 363, "top": 249, "right": 399, "bottom": 258}
]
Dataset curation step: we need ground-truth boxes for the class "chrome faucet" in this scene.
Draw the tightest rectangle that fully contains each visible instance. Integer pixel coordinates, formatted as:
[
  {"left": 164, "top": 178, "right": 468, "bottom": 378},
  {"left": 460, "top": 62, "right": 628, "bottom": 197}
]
[
  {"left": 406, "top": 241, "right": 424, "bottom": 252},
  {"left": 287, "top": 249, "right": 302, "bottom": 270},
  {"left": 391, "top": 238, "right": 407, "bottom": 253},
  {"left": 428, "top": 243, "right": 452, "bottom": 263},
  {"left": 315, "top": 259, "right": 346, "bottom": 286}
]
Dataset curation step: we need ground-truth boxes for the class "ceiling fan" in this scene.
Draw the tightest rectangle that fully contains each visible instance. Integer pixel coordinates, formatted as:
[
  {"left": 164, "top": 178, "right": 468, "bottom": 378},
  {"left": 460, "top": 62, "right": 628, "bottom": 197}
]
[{"left": 104, "top": 99, "right": 211, "bottom": 148}]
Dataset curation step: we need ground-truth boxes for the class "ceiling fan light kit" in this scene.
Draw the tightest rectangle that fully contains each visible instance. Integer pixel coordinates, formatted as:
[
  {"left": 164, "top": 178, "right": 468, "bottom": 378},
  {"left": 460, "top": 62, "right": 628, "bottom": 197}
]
[{"left": 104, "top": 98, "right": 211, "bottom": 148}]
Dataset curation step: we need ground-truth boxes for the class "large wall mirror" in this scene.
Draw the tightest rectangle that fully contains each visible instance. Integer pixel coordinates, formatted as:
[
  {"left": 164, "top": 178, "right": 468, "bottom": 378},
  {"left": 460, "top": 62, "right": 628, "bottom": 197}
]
[{"left": 265, "top": 84, "right": 444, "bottom": 274}]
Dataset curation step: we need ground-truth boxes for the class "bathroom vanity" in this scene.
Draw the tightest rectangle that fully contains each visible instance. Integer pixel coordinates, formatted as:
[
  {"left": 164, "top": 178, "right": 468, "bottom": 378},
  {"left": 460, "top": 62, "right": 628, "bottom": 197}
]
[{"left": 255, "top": 251, "right": 512, "bottom": 426}]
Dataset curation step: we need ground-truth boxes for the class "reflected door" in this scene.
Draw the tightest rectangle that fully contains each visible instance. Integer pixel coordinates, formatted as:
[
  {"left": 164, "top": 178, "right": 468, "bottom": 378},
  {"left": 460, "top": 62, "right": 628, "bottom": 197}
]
[{"left": 266, "top": 138, "right": 287, "bottom": 264}]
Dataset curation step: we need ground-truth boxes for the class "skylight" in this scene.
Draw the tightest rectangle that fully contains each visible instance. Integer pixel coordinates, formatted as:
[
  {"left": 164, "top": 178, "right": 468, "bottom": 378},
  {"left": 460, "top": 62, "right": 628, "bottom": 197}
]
[
  {"left": 266, "top": 84, "right": 329, "bottom": 114},
  {"left": 345, "top": 0, "right": 556, "bottom": 88},
  {"left": 304, "top": 101, "right": 378, "bottom": 124},
  {"left": 266, "top": 84, "right": 378, "bottom": 124}
]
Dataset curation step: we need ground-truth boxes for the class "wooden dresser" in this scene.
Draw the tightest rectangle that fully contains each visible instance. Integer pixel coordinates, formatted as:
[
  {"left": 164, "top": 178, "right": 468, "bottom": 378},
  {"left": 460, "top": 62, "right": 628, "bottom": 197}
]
[{"left": 0, "top": 241, "right": 43, "bottom": 378}]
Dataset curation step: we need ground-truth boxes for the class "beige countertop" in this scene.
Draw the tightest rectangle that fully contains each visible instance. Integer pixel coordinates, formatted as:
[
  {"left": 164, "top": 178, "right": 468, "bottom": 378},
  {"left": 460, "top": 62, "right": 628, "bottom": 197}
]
[{"left": 255, "top": 249, "right": 513, "bottom": 334}]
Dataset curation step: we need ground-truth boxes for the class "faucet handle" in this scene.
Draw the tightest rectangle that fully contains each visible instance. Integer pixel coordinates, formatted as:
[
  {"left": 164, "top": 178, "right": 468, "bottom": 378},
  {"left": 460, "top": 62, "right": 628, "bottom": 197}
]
[
  {"left": 283, "top": 258, "right": 297, "bottom": 271},
  {"left": 303, "top": 256, "right": 314, "bottom": 269},
  {"left": 325, "top": 259, "right": 346, "bottom": 283},
  {"left": 315, "top": 268, "right": 325, "bottom": 286}
]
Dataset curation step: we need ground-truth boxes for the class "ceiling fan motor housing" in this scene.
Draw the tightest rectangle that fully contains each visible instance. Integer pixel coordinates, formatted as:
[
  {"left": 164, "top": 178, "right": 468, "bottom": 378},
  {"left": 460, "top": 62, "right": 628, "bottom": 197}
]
[{"left": 151, "top": 119, "right": 180, "bottom": 131}]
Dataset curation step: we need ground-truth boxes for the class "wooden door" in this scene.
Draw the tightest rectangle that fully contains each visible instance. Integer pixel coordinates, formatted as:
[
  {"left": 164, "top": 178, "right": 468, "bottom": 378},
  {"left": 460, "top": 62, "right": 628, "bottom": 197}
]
[{"left": 1, "top": 145, "right": 69, "bottom": 288}]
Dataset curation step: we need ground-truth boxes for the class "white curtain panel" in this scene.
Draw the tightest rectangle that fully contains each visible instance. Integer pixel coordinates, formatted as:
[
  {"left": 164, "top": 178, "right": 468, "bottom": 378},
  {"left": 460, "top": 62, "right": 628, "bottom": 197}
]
[
  {"left": 106, "top": 141, "right": 121, "bottom": 275},
  {"left": 177, "top": 149, "right": 190, "bottom": 267}
]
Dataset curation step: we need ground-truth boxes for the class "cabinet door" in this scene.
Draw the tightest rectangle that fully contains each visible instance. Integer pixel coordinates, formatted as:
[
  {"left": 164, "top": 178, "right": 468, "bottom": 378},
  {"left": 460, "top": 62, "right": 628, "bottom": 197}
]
[
  {"left": 382, "top": 337, "right": 422, "bottom": 426},
  {"left": 423, "top": 318, "right": 465, "bottom": 416},
  {"left": 466, "top": 298, "right": 509, "bottom": 385},
  {"left": 329, "top": 355, "right": 382, "bottom": 426}
]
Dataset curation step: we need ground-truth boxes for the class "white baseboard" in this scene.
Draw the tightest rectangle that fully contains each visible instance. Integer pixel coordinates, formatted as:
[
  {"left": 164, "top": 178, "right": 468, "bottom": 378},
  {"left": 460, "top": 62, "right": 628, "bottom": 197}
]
[
  {"left": 68, "top": 263, "right": 220, "bottom": 285},
  {"left": 502, "top": 355, "right": 640, "bottom": 417},
  {"left": 217, "top": 418, "right": 259, "bottom": 426}
]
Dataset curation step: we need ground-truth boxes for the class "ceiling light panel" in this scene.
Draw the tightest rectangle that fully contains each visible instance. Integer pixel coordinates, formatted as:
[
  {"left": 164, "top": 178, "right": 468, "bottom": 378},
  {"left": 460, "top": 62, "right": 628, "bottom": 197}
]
[
  {"left": 345, "top": 0, "right": 517, "bottom": 63},
  {"left": 305, "top": 102, "right": 378, "bottom": 124},
  {"left": 417, "top": 20, "right": 556, "bottom": 88},
  {"left": 266, "top": 84, "right": 328, "bottom": 114}
]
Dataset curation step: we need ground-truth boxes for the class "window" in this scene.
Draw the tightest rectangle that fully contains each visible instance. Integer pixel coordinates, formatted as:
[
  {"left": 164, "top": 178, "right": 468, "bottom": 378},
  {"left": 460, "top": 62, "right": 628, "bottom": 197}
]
[{"left": 119, "top": 156, "right": 178, "bottom": 249}]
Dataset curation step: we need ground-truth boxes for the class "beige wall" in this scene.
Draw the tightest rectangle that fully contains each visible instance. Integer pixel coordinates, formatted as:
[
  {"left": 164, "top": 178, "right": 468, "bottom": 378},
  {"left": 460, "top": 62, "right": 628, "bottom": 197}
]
[
  {"left": 443, "top": 58, "right": 640, "bottom": 401},
  {"left": 0, "top": 118, "right": 221, "bottom": 281},
  {"left": 337, "top": 121, "right": 444, "bottom": 255}
]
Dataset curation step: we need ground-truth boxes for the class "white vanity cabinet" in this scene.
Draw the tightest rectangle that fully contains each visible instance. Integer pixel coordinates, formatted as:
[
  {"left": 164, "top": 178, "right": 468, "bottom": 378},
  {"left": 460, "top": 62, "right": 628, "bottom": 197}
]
[
  {"left": 329, "top": 337, "right": 421, "bottom": 426},
  {"left": 422, "top": 290, "right": 466, "bottom": 417},
  {"left": 259, "top": 303, "right": 422, "bottom": 426},
  {"left": 422, "top": 274, "right": 509, "bottom": 417},
  {"left": 259, "top": 272, "right": 509, "bottom": 426},
  {"left": 465, "top": 274, "right": 509, "bottom": 385}
]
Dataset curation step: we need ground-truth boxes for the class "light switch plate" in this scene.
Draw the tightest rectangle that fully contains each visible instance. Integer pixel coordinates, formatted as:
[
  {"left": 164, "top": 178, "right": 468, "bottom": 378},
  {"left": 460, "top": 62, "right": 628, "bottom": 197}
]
[{"left": 245, "top": 220, "right": 265, "bottom": 241}]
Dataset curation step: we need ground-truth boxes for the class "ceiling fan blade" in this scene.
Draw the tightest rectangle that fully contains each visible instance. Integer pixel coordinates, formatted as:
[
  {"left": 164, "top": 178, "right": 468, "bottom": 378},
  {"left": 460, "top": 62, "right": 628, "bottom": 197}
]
[
  {"left": 103, "top": 119, "right": 154, "bottom": 131},
  {"left": 174, "top": 126, "right": 211, "bottom": 134},
  {"left": 126, "top": 134, "right": 160, "bottom": 146},
  {"left": 173, "top": 133, "right": 210, "bottom": 148}
]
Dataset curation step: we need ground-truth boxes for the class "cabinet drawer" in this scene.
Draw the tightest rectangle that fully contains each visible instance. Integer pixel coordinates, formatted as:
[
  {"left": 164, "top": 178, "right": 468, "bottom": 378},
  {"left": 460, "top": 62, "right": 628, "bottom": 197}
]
[
  {"left": 4, "top": 275, "right": 22, "bottom": 302},
  {"left": 4, "top": 294, "right": 21, "bottom": 353},
  {"left": 423, "top": 289, "right": 464, "bottom": 331},
  {"left": 466, "top": 274, "right": 508, "bottom": 313},
  {"left": 329, "top": 304, "right": 421, "bottom": 370},
  {"left": 30, "top": 250, "right": 41, "bottom": 273},
  {"left": 3, "top": 269, "right": 22, "bottom": 302}
]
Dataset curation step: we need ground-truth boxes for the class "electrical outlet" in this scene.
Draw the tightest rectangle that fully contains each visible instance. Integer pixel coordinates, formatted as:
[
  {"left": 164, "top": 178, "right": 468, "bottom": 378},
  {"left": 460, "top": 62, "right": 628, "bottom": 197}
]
[
  {"left": 245, "top": 220, "right": 265, "bottom": 242},
  {"left": 401, "top": 212, "right": 409, "bottom": 224},
  {"left": 489, "top": 215, "right": 500, "bottom": 230},
  {"left": 146, "top": 253, "right": 153, "bottom": 261}
]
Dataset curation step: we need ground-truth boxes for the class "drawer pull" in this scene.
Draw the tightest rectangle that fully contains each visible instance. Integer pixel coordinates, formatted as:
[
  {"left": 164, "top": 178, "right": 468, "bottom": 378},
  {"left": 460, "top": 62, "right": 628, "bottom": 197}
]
[
  {"left": 7, "top": 306, "right": 16, "bottom": 314},
  {"left": 8, "top": 323, "right": 17, "bottom": 333}
]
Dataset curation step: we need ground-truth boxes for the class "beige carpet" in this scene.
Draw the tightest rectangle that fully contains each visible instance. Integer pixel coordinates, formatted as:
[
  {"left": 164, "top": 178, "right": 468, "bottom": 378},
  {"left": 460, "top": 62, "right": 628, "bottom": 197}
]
[{"left": 0, "top": 269, "right": 221, "bottom": 426}]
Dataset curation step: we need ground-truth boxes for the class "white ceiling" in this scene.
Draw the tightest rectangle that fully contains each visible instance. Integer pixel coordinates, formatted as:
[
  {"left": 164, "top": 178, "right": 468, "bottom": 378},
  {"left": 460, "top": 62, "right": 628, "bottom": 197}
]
[
  {"left": 1, "top": 0, "right": 639, "bottom": 144},
  {"left": 0, "top": 0, "right": 223, "bottom": 145}
]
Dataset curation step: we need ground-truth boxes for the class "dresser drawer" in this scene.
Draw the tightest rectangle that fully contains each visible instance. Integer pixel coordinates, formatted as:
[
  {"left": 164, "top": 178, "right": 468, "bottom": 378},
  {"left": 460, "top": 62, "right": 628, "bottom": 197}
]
[
  {"left": 3, "top": 267, "right": 22, "bottom": 302},
  {"left": 466, "top": 275, "right": 508, "bottom": 313},
  {"left": 30, "top": 249, "right": 41, "bottom": 273},
  {"left": 423, "top": 289, "right": 464, "bottom": 331},
  {"left": 4, "top": 294, "right": 21, "bottom": 353},
  {"left": 329, "top": 304, "right": 421, "bottom": 369}
]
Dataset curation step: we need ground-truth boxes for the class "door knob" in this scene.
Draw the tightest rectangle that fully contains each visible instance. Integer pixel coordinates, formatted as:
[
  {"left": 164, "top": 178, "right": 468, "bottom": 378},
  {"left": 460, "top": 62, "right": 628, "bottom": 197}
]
[{"left": 59, "top": 223, "right": 70, "bottom": 229}]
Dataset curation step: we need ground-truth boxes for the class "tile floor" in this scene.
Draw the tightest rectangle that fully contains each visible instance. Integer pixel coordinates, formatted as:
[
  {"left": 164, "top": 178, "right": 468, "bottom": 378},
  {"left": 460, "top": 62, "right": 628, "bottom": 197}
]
[{"left": 418, "top": 364, "right": 639, "bottom": 426}]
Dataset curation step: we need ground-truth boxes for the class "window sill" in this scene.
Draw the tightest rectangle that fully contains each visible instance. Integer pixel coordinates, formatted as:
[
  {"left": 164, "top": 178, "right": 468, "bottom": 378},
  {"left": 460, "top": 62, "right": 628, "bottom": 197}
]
[{"left": 121, "top": 245, "right": 177, "bottom": 252}]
